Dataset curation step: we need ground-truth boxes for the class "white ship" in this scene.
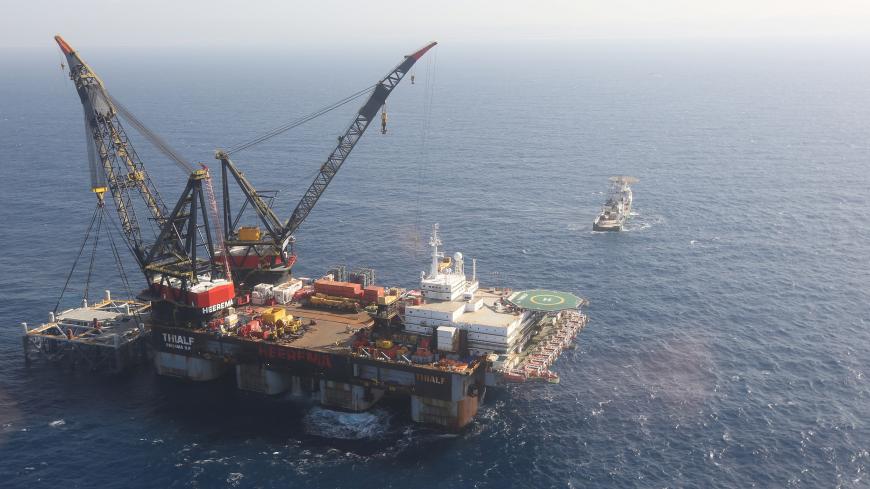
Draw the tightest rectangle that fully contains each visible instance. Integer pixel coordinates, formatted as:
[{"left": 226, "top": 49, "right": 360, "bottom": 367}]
[{"left": 593, "top": 176, "right": 637, "bottom": 232}]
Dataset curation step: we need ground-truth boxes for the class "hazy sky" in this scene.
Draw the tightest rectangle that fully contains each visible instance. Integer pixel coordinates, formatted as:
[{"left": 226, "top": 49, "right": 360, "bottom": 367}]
[{"left": 2, "top": 0, "right": 870, "bottom": 48}]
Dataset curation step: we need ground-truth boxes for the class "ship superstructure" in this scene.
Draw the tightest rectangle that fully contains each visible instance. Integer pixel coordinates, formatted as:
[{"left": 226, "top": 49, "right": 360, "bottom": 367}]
[
  {"left": 404, "top": 225, "right": 539, "bottom": 356},
  {"left": 593, "top": 176, "right": 637, "bottom": 231}
]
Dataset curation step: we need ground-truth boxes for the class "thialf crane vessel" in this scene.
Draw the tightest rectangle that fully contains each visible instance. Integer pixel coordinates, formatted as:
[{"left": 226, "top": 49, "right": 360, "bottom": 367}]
[{"left": 20, "top": 36, "right": 589, "bottom": 431}]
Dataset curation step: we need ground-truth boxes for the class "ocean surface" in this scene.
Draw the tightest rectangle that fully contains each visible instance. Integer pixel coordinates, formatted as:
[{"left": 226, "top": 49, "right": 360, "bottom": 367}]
[{"left": 0, "top": 40, "right": 868, "bottom": 488}]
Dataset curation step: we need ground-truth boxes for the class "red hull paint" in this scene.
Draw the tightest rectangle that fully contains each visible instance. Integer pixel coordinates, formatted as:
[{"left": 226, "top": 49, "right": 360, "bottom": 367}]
[{"left": 154, "top": 282, "right": 236, "bottom": 309}]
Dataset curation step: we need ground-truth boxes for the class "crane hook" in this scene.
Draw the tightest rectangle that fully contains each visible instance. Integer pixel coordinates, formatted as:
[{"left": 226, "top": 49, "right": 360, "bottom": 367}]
[{"left": 92, "top": 186, "right": 107, "bottom": 207}]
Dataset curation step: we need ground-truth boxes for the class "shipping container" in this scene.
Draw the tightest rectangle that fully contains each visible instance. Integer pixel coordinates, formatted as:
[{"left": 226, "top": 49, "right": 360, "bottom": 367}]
[
  {"left": 437, "top": 326, "right": 458, "bottom": 352},
  {"left": 313, "top": 279, "right": 363, "bottom": 300},
  {"left": 273, "top": 279, "right": 303, "bottom": 304}
]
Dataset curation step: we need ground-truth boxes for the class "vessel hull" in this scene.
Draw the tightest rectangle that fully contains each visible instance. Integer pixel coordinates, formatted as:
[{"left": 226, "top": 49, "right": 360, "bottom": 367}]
[
  {"left": 593, "top": 221, "right": 623, "bottom": 232},
  {"left": 150, "top": 323, "right": 486, "bottom": 430}
]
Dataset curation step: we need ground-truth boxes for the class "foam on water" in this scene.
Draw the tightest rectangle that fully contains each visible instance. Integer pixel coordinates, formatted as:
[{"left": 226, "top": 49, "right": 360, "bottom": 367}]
[{"left": 303, "top": 407, "right": 391, "bottom": 440}]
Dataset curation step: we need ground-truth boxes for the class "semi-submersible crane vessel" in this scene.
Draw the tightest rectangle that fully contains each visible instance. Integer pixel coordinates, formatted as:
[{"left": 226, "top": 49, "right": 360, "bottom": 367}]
[{"left": 20, "top": 36, "right": 588, "bottom": 430}]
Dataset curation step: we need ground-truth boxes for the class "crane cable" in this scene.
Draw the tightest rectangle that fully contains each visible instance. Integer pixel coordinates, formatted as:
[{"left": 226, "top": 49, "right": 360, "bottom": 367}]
[
  {"left": 102, "top": 206, "right": 141, "bottom": 321},
  {"left": 53, "top": 201, "right": 142, "bottom": 319},
  {"left": 83, "top": 208, "right": 103, "bottom": 303},
  {"left": 107, "top": 93, "right": 194, "bottom": 174},
  {"left": 413, "top": 48, "right": 437, "bottom": 255},
  {"left": 53, "top": 205, "right": 100, "bottom": 314},
  {"left": 224, "top": 84, "right": 377, "bottom": 155},
  {"left": 103, "top": 203, "right": 144, "bottom": 288}
]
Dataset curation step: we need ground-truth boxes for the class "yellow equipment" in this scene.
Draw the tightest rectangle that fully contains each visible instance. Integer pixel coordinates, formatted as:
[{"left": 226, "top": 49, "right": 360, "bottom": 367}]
[
  {"left": 238, "top": 226, "right": 262, "bottom": 241},
  {"left": 261, "top": 307, "right": 286, "bottom": 324},
  {"left": 91, "top": 186, "right": 108, "bottom": 205},
  {"left": 376, "top": 339, "right": 393, "bottom": 349},
  {"left": 285, "top": 318, "right": 302, "bottom": 334},
  {"left": 310, "top": 294, "right": 358, "bottom": 311},
  {"left": 273, "top": 316, "right": 302, "bottom": 337}
]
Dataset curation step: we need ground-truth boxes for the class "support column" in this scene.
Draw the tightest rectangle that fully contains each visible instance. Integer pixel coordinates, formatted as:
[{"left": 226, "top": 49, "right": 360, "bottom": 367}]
[
  {"left": 154, "top": 351, "right": 227, "bottom": 380},
  {"left": 290, "top": 376, "right": 306, "bottom": 397},
  {"left": 410, "top": 394, "right": 480, "bottom": 431},
  {"left": 319, "top": 380, "right": 383, "bottom": 411},
  {"left": 113, "top": 334, "right": 122, "bottom": 373},
  {"left": 21, "top": 323, "right": 30, "bottom": 366},
  {"left": 410, "top": 372, "right": 485, "bottom": 430},
  {"left": 235, "top": 364, "right": 295, "bottom": 395}
]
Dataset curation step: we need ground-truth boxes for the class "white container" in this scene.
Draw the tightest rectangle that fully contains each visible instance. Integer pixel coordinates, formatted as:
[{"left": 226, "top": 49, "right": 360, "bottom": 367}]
[
  {"left": 254, "top": 283, "right": 274, "bottom": 296},
  {"left": 273, "top": 290, "right": 291, "bottom": 304},
  {"left": 436, "top": 326, "right": 458, "bottom": 352},
  {"left": 465, "top": 298, "right": 484, "bottom": 312},
  {"left": 272, "top": 279, "right": 302, "bottom": 304}
]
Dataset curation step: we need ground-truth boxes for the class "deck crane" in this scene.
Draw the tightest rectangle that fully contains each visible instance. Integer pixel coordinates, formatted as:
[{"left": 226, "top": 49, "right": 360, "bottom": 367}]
[
  {"left": 215, "top": 41, "right": 437, "bottom": 287},
  {"left": 56, "top": 35, "right": 234, "bottom": 326}
]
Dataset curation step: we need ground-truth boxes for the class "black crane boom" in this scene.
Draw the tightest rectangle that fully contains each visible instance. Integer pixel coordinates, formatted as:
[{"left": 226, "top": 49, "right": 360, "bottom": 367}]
[
  {"left": 217, "top": 152, "right": 284, "bottom": 244},
  {"left": 280, "top": 41, "right": 437, "bottom": 243},
  {"left": 215, "top": 42, "right": 437, "bottom": 285},
  {"left": 56, "top": 36, "right": 168, "bottom": 264},
  {"left": 215, "top": 41, "right": 436, "bottom": 287},
  {"left": 56, "top": 35, "right": 234, "bottom": 326}
]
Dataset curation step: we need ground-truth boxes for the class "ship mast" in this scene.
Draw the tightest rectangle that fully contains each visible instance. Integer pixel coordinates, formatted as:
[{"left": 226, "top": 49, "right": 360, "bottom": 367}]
[{"left": 429, "top": 223, "right": 443, "bottom": 278}]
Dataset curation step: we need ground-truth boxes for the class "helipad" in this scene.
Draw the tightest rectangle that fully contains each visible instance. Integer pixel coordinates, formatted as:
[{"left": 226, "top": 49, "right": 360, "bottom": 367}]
[{"left": 506, "top": 289, "right": 585, "bottom": 312}]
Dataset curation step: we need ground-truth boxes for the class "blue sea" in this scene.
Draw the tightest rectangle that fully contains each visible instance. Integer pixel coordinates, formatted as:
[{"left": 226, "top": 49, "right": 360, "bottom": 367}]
[{"left": 0, "top": 40, "right": 868, "bottom": 488}]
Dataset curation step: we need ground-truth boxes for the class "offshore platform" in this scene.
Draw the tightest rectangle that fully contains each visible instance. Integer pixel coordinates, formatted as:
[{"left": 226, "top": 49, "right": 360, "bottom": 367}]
[{"left": 21, "top": 36, "right": 588, "bottom": 430}]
